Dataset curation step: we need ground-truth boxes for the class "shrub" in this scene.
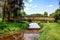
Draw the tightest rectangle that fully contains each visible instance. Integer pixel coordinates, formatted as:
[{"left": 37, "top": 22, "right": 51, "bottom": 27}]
[
  {"left": 0, "top": 21, "right": 29, "bottom": 34},
  {"left": 57, "top": 20, "right": 60, "bottom": 23}
]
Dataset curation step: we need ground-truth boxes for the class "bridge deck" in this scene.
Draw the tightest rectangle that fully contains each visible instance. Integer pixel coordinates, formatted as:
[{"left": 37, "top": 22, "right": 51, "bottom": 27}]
[{"left": 10, "top": 16, "right": 55, "bottom": 21}]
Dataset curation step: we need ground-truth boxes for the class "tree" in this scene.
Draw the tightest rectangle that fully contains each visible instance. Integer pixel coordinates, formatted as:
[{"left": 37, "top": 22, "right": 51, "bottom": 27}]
[
  {"left": 49, "top": 13, "right": 56, "bottom": 17},
  {"left": 43, "top": 12, "right": 48, "bottom": 17},
  {"left": 49, "top": 9, "right": 60, "bottom": 22},
  {"left": 2, "top": 0, "right": 24, "bottom": 22},
  {"left": 55, "top": 9, "right": 60, "bottom": 20},
  {"left": 55, "top": 9, "right": 60, "bottom": 14},
  {"left": 30, "top": 13, "right": 43, "bottom": 17},
  {"left": 17, "top": 10, "right": 26, "bottom": 16}
]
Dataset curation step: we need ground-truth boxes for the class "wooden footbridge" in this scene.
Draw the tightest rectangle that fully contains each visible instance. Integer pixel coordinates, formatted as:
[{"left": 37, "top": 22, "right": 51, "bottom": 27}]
[{"left": 10, "top": 16, "right": 55, "bottom": 22}]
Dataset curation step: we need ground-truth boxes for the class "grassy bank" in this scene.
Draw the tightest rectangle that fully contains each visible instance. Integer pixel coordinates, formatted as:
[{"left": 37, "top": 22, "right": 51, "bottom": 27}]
[
  {"left": 38, "top": 23, "right": 60, "bottom": 40},
  {"left": 0, "top": 21, "right": 29, "bottom": 34}
]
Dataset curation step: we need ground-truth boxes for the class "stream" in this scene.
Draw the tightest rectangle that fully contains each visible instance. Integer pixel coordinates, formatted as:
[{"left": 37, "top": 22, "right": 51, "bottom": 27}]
[
  {"left": 24, "top": 22, "right": 40, "bottom": 40},
  {"left": 12, "top": 22, "right": 40, "bottom": 40},
  {"left": 24, "top": 33, "right": 39, "bottom": 40}
]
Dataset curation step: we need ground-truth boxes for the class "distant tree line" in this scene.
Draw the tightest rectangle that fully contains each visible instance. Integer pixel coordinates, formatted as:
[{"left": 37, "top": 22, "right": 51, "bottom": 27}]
[{"left": 27, "top": 12, "right": 48, "bottom": 17}]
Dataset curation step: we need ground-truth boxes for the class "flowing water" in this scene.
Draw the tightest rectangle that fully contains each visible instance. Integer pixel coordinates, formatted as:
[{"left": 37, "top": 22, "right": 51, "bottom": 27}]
[
  {"left": 24, "top": 33, "right": 39, "bottom": 40},
  {"left": 24, "top": 22, "right": 40, "bottom": 40}
]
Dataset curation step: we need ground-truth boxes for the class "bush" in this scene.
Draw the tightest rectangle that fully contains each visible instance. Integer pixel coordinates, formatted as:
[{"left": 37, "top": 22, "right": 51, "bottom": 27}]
[
  {"left": 38, "top": 21, "right": 43, "bottom": 28},
  {"left": 0, "top": 21, "right": 29, "bottom": 34},
  {"left": 57, "top": 20, "right": 60, "bottom": 23}
]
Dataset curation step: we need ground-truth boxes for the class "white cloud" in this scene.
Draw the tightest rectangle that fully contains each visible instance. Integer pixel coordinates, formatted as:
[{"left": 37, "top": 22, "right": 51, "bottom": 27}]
[
  {"left": 24, "top": 4, "right": 38, "bottom": 11},
  {"left": 48, "top": 5, "right": 53, "bottom": 7},
  {"left": 30, "top": 4, "right": 32, "bottom": 6},
  {"left": 25, "top": 3, "right": 29, "bottom": 7},
  {"left": 25, "top": 3, "right": 32, "bottom": 7},
  {"left": 34, "top": 5, "right": 38, "bottom": 8},
  {"left": 24, "top": 3, "right": 32, "bottom": 12},
  {"left": 24, "top": 1, "right": 39, "bottom": 14},
  {"left": 24, "top": 8, "right": 29, "bottom": 12},
  {"left": 28, "top": 0, "right": 32, "bottom": 2}
]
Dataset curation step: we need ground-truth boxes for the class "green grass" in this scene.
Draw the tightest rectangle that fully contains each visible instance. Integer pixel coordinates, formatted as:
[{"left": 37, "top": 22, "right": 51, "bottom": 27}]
[
  {"left": 0, "top": 18, "right": 2, "bottom": 21},
  {"left": 38, "top": 23, "right": 60, "bottom": 40},
  {"left": 0, "top": 21, "right": 29, "bottom": 34}
]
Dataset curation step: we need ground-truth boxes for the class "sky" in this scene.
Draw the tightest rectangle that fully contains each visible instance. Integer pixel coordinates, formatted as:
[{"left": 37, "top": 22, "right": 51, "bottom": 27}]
[{"left": 24, "top": 0, "right": 59, "bottom": 15}]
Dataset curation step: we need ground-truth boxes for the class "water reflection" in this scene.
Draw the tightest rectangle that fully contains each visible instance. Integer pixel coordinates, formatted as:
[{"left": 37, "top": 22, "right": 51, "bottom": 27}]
[{"left": 24, "top": 34, "right": 39, "bottom": 40}]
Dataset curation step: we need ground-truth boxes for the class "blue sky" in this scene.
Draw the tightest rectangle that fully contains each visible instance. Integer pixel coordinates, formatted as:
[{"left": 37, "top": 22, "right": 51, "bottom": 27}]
[{"left": 24, "top": 0, "right": 59, "bottom": 15}]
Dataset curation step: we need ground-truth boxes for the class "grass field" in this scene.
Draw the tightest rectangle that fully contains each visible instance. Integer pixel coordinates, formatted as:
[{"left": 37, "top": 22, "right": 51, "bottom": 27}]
[
  {"left": 0, "top": 18, "right": 2, "bottom": 21},
  {"left": 38, "top": 23, "right": 60, "bottom": 40}
]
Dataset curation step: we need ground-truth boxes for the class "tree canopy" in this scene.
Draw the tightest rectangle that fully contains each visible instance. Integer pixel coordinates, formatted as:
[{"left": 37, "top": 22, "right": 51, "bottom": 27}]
[
  {"left": 49, "top": 9, "right": 60, "bottom": 22},
  {"left": 43, "top": 12, "right": 48, "bottom": 17}
]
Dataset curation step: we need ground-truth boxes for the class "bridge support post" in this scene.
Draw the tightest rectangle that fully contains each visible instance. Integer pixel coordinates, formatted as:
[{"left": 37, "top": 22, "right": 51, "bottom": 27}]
[{"left": 47, "top": 21, "right": 49, "bottom": 23}]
